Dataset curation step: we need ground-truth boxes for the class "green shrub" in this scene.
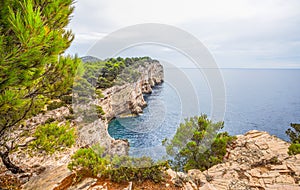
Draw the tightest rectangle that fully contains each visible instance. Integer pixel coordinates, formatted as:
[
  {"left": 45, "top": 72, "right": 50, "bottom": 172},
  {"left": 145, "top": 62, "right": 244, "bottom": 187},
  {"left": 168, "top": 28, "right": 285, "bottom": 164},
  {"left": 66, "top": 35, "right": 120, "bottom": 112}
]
[
  {"left": 94, "top": 57, "right": 153, "bottom": 89},
  {"left": 97, "top": 77, "right": 113, "bottom": 89},
  {"left": 288, "top": 143, "right": 300, "bottom": 155},
  {"left": 286, "top": 123, "right": 300, "bottom": 143},
  {"left": 30, "top": 122, "right": 76, "bottom": 154},
  {"left": 68, "top": 146, "right": 109, "bottom": 176},
  {"left": 164, "top": 115, "right": 235, "bottom": 172},
  {"left": 68, "top": 145, "right": 169, "bottom": 183},
  {"left": 95, "top": 105, "right": 105, "bottom": 116},
  {"left": 286, "top": 123, "right": 300, "bottom": 155},
  {"left": 108, "top": 155, "right": 168, "bottom": 183},
  {"left": 76, "top": 97, "right": 90, "bottom": 104},
  {"left": 95, "top": 89, "right": 104, "bottom": 98}
]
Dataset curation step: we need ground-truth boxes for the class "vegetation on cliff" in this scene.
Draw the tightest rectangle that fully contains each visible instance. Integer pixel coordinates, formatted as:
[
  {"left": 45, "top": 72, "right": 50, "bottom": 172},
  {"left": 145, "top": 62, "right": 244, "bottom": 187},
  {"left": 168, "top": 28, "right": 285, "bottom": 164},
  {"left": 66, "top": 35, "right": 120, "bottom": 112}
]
[
  {"left": 163, "top": 114, "right": 235, "bottom": 172},
  {"left": 72, "top": 56, "right": 157, "bottom": 124},
  {"left": 68, "top": 145, "right": 169, "bottom": 183},
  {"left": 80, "top": 56, "right": 153, "bottom": 89}
]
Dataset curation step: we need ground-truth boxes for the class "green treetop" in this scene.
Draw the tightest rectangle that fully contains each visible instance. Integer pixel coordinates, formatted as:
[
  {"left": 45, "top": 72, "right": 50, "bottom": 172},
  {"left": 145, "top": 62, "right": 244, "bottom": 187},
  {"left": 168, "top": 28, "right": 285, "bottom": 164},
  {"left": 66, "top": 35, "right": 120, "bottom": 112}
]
[{"left": 164, "top": 115, "right": 235, "bottom": 172}]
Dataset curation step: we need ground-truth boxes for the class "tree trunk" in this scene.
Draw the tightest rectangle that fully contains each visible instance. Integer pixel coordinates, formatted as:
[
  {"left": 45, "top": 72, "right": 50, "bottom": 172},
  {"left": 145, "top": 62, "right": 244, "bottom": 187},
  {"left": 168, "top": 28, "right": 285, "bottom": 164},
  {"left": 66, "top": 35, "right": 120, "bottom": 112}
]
[{"left": 0, "top": 151, "right": 24, "bottom": 174}]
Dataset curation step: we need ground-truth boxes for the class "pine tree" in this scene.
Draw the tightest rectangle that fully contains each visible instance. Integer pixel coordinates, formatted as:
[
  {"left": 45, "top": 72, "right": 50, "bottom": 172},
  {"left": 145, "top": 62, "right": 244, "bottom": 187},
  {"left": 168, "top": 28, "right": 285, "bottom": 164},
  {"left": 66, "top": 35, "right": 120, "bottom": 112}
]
[
  {"left": 0, "top": 0, "right": 78, "bottom": 173},
  {"left": 164, "top": 115, "right": 235, "bottom": 172}
]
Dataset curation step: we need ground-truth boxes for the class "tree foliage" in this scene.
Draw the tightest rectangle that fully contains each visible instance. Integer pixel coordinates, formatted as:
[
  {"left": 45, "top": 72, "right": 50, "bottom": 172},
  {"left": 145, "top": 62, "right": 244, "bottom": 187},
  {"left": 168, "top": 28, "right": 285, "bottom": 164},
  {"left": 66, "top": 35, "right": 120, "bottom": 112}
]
[
  {"left": 164, "top": 115, "right": 235, "bottom": 172},
  {"left": 80, "top": 56, "right": 152, "bottom": 89},
  {"left": 286, "top": 123, "right": 300, "bottom": 155},
  {"left": 0, "top": 0, "right": 78, "bottom": 135},
  {"left": 0, "top": 0, "right": 78, "bottom": 172},
  {"left": 29, "top": 122, "right": 76, "bottom": 154}
]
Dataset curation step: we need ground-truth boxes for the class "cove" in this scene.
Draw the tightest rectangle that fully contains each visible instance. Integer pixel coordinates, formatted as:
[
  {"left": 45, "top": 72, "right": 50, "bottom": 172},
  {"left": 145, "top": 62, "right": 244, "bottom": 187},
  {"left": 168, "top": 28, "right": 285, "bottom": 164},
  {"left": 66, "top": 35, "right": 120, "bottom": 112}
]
[{"left": 108, "top": 83, "right": 182, "bottom": 158}]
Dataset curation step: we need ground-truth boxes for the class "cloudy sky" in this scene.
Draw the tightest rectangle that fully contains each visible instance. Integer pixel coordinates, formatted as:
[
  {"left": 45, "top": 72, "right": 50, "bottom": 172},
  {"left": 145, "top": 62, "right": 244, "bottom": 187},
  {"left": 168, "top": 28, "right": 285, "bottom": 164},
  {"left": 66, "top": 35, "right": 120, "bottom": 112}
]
[{"left": 66, "top": 0, "right": 300, "bottom": 68}]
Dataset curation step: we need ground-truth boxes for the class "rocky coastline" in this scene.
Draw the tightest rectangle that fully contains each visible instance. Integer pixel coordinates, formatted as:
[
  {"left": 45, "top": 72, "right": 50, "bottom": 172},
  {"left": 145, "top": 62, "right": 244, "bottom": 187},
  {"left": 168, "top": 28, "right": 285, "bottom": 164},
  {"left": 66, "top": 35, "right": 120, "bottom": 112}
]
[
  {"left": 0, "top": 59, "right": 164, "bottom": 189},
  {"left": 168, "top": 130, "right": 300, "bottom": 189},
  {"left": 1, "top": 59, "right": 300, "bottom": 189},
  {"left": 77, "top": 59, "right": 164, "bottom": 155}
]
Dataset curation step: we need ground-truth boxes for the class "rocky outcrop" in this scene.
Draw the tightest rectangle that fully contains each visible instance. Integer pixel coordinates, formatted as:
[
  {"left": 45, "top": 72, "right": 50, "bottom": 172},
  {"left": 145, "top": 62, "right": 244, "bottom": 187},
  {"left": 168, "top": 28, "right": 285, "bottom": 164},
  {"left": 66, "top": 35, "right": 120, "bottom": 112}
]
[
  {"left": 77, "top": 119, "right": 129, "bottom": 156},
  {"left": 167, "top": 130, "right": 300, "bottom": 190},
  {"left": 22, "top": 165, "right": 73, "bottom": 190},
  {"left": 35, "top": 129, "right": 300, "bottom": 189}
]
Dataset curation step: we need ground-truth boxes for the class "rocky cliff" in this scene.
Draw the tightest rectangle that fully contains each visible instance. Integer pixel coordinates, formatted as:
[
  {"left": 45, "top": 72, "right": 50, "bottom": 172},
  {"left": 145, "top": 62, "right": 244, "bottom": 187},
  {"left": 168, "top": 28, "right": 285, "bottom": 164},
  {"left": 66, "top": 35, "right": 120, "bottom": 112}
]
[
  {"left": 168, "top": 130, "right": 300, "bottom": 190},
  {"left": 0, "top": 58, "right": 164, "bottom": 189},
  {"left": 99, "top": 60, "right": 163, "bottom": 120},
  {"left": 77, "top": 59, "right": 164, "bottom": 153},
  {"left": 19, "top": 130, "right": 300, "bottom": 190},
  {"left": 3, "top": 58, "right": 299, "bottom": 189}
]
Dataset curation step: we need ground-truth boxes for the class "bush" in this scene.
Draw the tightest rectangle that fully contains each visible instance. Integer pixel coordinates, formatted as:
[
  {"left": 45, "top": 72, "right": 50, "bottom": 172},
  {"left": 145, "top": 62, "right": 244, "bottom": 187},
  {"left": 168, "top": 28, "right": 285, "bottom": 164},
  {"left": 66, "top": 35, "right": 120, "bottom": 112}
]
[
  {"left": 67, "top": 146, "right": 109, "bottom": 176},
  {"left": 288, "top": 143, "right": 300, "bottom": 155},
  {"left": 95, "top": 105, "right": 105, "bottom": 116},
  {"left": 164, "top": 115, "right": 235, "bottom": 172},
  {"left": 286, "top": 123, "right": 300, "bottom": 143},
  {"left": 97, "top": 77, "right": 113, "bottom": 89},
  {"left": 109, "top": 156, "right": 168, "bottom": 183},
  {"left": 286, "top": 123, "right": 300, "bottom": 155},
  {"left": 68, "top": 145, "right": 169, "bottom": 183},
  {"left": 95, "top": 89, "right": 104, "bottom": 98},
  {"left": 30, "top": 122, "right": 76, "bottom": 154}
]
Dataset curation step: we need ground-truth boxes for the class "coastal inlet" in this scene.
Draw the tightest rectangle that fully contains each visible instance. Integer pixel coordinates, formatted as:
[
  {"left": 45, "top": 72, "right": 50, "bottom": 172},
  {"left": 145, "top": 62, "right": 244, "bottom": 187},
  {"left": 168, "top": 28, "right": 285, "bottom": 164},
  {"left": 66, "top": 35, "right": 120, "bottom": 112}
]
[{"left": 108, "top": 83, "right": 181, "bottom": 158}]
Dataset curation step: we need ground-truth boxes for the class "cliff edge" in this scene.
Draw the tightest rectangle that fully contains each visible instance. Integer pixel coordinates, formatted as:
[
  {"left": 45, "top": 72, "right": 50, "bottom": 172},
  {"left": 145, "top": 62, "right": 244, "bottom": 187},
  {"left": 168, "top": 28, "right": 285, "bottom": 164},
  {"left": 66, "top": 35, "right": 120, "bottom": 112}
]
[
  {"left": 0, "top": 58, "right": 164, "bottom": 190},
  {"left": 169, "top": 130, "right": 300, "bottom": 190},
  {"left": 77, "top": 59, "right": 164, "bottom": 154},
  {"left": 21, "top": 130, "right": 300, "bottom": 190}
]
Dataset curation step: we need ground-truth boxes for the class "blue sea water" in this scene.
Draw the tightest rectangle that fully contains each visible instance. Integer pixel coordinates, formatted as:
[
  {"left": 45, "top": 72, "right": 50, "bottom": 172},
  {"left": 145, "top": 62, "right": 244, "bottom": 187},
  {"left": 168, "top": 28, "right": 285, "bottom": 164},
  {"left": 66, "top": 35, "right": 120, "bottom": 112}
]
[{"left": 108, "top": 69, "right": 300, "bottom": 158}]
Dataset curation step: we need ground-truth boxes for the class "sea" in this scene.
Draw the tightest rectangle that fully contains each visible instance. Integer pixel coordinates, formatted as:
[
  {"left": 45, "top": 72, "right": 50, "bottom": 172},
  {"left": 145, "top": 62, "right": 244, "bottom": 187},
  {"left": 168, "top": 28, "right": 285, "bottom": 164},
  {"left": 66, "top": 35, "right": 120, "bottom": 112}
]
[{"left": 108, "top": 68, "right": 300, "bottom": 159}]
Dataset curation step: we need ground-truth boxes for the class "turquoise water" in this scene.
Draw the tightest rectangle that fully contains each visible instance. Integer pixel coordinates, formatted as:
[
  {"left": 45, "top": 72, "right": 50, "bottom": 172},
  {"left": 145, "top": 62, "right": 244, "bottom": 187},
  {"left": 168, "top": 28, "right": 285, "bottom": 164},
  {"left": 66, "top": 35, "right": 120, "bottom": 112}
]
[
  {"left": 108, "top": 69, "right": 300, "bottom": 158},
  {"left": 108, "top": 83, "right": 181, "bottom": 150}
]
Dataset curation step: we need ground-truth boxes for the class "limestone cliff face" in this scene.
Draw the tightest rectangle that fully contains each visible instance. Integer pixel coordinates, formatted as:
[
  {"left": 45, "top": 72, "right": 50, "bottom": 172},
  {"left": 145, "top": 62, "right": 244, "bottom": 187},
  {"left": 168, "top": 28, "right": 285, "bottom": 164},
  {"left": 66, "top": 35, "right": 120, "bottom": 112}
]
[
  {"left": 100, "top": 60, "right": 164, "bottom": 120},
  {"left": 1, "top": 60, "right": 164, "bottom": 190},
  {"left": 76, "top": 60, "right": 163, "bottom": 154}
]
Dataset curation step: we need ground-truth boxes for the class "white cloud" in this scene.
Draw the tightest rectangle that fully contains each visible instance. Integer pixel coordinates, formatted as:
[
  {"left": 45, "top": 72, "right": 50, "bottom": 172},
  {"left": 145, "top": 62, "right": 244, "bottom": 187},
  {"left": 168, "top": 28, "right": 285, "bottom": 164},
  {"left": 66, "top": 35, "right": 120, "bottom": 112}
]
[
  {"left": 67, "top": 0, "right": 300, "bottom": 68},
  {"left": 74, "top": 32, "right": 107, "bottom": 42},
  {"left": 92, "top": 0, "right": 299, "bottom": 26}
]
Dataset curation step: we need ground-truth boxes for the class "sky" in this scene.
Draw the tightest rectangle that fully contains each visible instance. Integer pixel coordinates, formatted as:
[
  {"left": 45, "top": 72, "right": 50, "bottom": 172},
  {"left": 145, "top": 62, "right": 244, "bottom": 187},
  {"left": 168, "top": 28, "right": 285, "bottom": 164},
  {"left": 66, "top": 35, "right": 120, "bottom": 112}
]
[{"left": 66, "top": 0, "right": 300, "bottom": 68}]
